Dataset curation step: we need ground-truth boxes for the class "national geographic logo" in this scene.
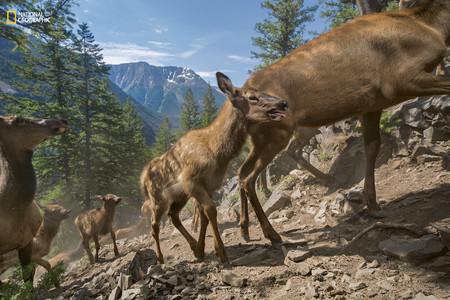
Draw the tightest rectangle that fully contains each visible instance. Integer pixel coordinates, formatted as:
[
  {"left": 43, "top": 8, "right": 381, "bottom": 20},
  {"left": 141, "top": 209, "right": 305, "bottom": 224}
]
[
  {"left": 6, "top": 10, "right": 16, "bottom": 25},
  {"left": 5, "top": 9, "right": 50, "bottom": 25}
]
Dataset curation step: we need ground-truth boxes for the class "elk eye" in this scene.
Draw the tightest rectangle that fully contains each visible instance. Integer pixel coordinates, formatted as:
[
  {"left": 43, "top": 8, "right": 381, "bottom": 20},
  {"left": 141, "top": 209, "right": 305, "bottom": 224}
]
[{"left": 249, "top": 96, "right": 259, "bottom": 102}]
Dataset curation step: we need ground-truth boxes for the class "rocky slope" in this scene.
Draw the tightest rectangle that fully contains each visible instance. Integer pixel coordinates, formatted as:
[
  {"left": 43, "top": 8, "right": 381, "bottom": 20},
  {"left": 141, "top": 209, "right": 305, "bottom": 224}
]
[
  {"left": 30, "top": 95, "right": 449, "bottom": 300},
  {"left": 108, "top": 62, "right": 225, "bottom": 126}
]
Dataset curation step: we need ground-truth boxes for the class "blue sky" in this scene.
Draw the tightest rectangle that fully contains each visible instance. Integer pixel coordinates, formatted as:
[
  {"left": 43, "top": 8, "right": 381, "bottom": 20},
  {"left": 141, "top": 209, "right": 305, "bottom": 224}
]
[{"left": 73, "top": 0, "right": 328, "bottom": 85}]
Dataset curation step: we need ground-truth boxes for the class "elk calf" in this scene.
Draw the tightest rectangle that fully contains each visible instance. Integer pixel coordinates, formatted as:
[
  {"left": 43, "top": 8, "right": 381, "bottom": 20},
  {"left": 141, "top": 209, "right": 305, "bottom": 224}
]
[
  {"left": 0, "top": 203, "right": 70, "bottom": 274},
  {"left": 75, "top": 194, "right": 121, "bottom": 264},
  {"left": 141, "top": 72, "right": 288, "bottom": 264}
]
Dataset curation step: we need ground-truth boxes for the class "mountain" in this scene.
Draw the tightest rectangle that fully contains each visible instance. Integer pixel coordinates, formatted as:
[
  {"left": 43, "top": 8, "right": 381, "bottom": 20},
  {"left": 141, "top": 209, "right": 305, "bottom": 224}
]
[
  {"left": 108, "top": 62, "right": 225, "bottom": 125},
  {"left": 107, "top": 81, "right": 162, "bottom": 144}
]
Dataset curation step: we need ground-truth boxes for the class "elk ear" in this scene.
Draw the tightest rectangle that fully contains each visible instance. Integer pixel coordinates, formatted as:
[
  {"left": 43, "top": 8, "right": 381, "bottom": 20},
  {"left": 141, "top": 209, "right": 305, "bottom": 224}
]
[
  {"left": 216, "top": 72, "right": 234, "bottom": 96},
  {"left": 115, "top": 197, "right": 122, "bottom": 204},
  {"left": 95, "top": 195, "right": 104, "bottom": 201}
]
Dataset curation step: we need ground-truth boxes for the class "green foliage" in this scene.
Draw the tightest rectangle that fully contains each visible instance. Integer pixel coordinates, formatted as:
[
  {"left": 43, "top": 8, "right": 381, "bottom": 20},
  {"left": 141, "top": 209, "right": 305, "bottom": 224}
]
[
  {"left": 320, "top": 0, "right": 360, "bottom": 28},
  {"left": 152, "top": 117, "right": 175, "bottom": 156},
  {"left": 384, "top": 0, "right": 400, "bottom": 11},
  {"left": 201, "top": 85, "right": 217, "bottom": 127},
  {"left": 252, "top": 0, "right": 318, "bottom": 67},
  {"left": 180, "top": 88, "right": 200, "bottom": 133},
  {"left": 0, "top": 263, "right": 65, "bottom": 300},
  {"left": 380, "top": 111, "right": 399, "bottom": 134}
]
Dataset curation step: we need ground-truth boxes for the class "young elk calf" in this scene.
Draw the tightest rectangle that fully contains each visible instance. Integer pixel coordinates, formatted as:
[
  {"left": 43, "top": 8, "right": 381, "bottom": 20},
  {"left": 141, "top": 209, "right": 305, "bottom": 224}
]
[
  {"left": 140, "top": 72, "right": 288, "bottom": 264},
  {"left": 75, "top": 194, "right": 121, "bottom": 264},
  {"left": 0, "top": 203, "right": 70, "bottom": 274}
]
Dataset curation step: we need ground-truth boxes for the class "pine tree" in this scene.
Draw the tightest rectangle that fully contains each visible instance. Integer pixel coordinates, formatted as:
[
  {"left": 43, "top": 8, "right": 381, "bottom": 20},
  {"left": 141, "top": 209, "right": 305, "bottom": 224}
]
[
  {"left": 179, "top": 88, "right": 200, "bottom": 133},
  {"left": 321, "top": 0, "right": 397, "bottom": 28},
  {"left": 153, "top": 117, "right": 175, "bottom": 156},
  {"left": 4, "top": 0, "right": 78, "bottom": 202},
  {"left": 251, "top": 0, "right": 317, "bottom": 67},
  {"left": 71, "top": 22, "right": 110, "bottom": 206},
  {"left": 201, "top": 85, "right": 217, "bottom": 127},
  {"left": 321, "top": 1, "right": 359, "bottom": 28},
  {"left": 117, "top": 99, "right": 149, "bottom": 199}
]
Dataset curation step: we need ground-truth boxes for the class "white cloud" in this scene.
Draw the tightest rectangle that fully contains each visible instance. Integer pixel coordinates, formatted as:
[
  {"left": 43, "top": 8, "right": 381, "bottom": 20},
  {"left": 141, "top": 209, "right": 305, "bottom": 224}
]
[
  {"left": 147, "top": 40, "right": 173, "bottom": 49},
  {"left": 197, "top": 71, "right": 216, "bottom": 79},
  {"left": 227, "top": 55, "right": 255, "bottom": 64},
  {"left": 153, "top": 25, "right": 168, "bottom": 34},
  {"left": 99, "top": 42, "right": 173, "bottom": 65},
  {"left": 99, "top": 39, "right": 209, "bottom": 65}
]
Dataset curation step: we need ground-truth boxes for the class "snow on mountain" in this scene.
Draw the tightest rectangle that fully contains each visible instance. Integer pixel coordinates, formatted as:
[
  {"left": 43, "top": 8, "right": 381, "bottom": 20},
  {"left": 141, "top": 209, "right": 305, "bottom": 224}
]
[{"left": 108, "top": 62, "right": 225, "bottom": 126}]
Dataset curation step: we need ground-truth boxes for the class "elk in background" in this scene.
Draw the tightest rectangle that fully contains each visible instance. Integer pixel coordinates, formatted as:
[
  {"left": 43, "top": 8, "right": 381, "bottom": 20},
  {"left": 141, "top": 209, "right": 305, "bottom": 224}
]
[
  {"left": 0, "top": 203, "right": 70, "bottom": 275},
  {"left": 75, "top": 194, "right": 121, "bottom": 264},
  {"left": 0, "top": 116, "right": 68, "bottom": 281}
]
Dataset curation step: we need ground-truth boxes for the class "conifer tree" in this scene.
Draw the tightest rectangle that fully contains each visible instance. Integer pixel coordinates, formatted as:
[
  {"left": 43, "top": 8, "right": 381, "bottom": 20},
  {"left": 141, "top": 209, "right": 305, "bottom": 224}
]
[
  {"left": 201, "top": 85, "right": 217, "bottom": 128},
  {"left": 153, "top": 117, "right": 175, "bottom": 156},
  {"left": 252, "top": 0, "right": 317, "bottom": 67},
  {"left": 179, "top": 88, "right": 200, "bottom": 133}
]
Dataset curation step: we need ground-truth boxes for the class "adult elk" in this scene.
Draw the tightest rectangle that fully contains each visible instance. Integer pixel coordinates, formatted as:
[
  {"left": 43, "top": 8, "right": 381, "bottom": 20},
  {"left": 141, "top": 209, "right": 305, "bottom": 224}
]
[
  {"left": 235, "top": 0, "right": 450, "bottom": 243},
  {"left": 0, "top": 116, "right": 68, "bottom": 281}
]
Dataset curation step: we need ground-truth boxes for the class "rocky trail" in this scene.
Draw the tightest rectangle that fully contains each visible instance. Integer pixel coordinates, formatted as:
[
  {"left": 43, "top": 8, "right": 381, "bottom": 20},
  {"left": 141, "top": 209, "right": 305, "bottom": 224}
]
[{"left": 33, "top": 97, "right": 450, "bottom": 300}]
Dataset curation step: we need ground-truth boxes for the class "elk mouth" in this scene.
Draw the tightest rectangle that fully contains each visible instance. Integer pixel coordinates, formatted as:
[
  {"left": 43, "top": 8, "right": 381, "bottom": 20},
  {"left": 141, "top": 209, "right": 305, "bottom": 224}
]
[
  {"left": 267, "top": 108, "right": 287, "bottom": 121},
  {"left": 52, "top": 126, "right": 68, "bottom": 134}
]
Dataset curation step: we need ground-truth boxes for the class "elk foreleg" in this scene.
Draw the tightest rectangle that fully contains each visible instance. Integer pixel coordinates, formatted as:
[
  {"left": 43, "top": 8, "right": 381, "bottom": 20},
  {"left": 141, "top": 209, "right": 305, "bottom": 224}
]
[
  {"left": 361, "top": 110, "right": 383, "bottom": 217},
  {"left": 239, "top": 134, "right": 290, "bottom": 244},
  {"left": 18, "top": 242, "right": 34, "bottom": 282}
]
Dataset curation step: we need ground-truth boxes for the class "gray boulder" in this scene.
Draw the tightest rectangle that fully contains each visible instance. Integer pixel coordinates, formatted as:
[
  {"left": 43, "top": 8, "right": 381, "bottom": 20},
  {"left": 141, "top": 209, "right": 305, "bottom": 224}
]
[{"left": 378, "top": 235, "right": 446, "bottom": 263}]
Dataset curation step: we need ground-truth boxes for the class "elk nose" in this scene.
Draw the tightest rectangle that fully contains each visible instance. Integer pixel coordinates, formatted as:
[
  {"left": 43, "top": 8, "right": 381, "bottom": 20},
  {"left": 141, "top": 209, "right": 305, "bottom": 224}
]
[{"left": 281, "top": 101, "right": 289, "bottom": 111}]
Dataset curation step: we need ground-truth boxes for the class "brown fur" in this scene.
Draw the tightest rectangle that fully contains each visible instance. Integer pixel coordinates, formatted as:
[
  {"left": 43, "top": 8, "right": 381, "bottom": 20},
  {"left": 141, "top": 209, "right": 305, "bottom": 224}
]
[
  {"left": 74, "top": 194, "right": 121, "bottom": 264},
  {"left": 140, "top": 72, "right": 288, "bottom": 264},
  {"left": 0, "top": 204, "right": 70, "bottom": 274},
  {"left": 0, "top": 116, "right": 67, "bottom": 281},
  {"left": 234, "top": 0, "right": 450, "bottom": 243}
]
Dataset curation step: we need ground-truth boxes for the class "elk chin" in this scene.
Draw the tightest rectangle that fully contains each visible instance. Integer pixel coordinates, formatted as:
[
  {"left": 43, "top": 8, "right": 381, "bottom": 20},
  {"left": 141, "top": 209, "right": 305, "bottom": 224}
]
[{"left": 267, "top": 109, "right": 286, "bottom": 121}]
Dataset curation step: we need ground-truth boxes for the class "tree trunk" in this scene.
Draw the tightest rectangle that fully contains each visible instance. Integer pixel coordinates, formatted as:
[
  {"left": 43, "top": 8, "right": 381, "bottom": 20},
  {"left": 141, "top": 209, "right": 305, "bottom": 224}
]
[{"left": 355, "top": 0, "right": 388, "bottom": 14}]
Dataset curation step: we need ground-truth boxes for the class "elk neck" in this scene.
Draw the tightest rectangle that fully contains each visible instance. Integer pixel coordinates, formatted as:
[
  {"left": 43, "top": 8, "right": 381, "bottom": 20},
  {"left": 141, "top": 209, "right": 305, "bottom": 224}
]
[
  {"left": 0, "top": 142, "right": 36, "bottom": 212},
  {"left": 206, "top": 100, "right": 248, "bottom": 163}
]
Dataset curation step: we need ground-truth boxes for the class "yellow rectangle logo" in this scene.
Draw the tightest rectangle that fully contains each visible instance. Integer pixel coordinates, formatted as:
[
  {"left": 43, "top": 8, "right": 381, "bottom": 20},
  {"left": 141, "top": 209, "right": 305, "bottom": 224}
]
[{"left": 6, "top": 10, "right": 17, "bottom": 25}]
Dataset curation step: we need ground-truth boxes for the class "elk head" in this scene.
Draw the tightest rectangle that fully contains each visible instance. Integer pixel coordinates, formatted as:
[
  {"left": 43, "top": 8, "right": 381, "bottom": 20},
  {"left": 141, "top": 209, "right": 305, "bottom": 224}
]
[
  {"left": 216, "top": 72, "right": 288, "bottom": 123},
  {"left": 0, "top": 116, "right": 68, "bottom": 151},
  {"left": 43, "top": 203, "right": 71, "bottom": 222},
  {"left": 96, "top": 194, "right": 122, "bottom": 210}
]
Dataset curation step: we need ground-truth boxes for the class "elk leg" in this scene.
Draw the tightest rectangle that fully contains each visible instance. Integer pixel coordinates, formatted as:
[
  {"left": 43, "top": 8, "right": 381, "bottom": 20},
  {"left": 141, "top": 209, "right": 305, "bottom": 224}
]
[
  {"left": 196, "top": 209, "right": 209, "bottom": 260},
  {"left": 151, "top": 206, "right": 165, "bottom": 264},
  {"left": 258, "top": 169, "right": 271, "bottom": 197},
  {"left": 93, "top": 234, "right": 100, "bottom": 262},
  {"left": 190, "top": 186, "right": 228, "bottom": 264},
  {"left": 239, "top": 137, "right": 290, "bottom": 244},
  {"left": 296, "top": 155, "right": 335, "bottom": 185},
  {"left": 404, "top": 72, "right": 450, "bottom": 96},
  {"left": 82, "top": 236, "right": 94, "bottom": 264},
  {"left": 191, "top": 202, "right": 200, "bottom": 233},
  {"left": 238, "top": 147, "right": 260, "bottom": 242},
  {"left": 32, "top": 257, "right": 51, "bottom": 271},
  {"left": 110, "top": 230, "right": 120, "bottom": 257},
  {"left": 18, "top": 242, "right": 34, "bottom": 282},
  {"left": 170, "top": 212, "right": 198, "bottom": 256},
  {"left": 361, "top": 110, "right": 383, "bottom": 217}
]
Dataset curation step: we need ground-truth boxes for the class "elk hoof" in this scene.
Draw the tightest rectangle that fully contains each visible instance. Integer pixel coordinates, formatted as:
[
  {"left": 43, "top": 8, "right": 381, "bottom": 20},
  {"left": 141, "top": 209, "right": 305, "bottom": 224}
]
[
  {"left": 367, "top": 209, "right": 386, "bottom": 219},
  {"left": 240, "top": 228, "right": 250, "bottom": 243}
]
